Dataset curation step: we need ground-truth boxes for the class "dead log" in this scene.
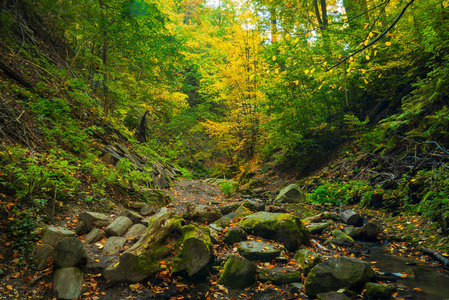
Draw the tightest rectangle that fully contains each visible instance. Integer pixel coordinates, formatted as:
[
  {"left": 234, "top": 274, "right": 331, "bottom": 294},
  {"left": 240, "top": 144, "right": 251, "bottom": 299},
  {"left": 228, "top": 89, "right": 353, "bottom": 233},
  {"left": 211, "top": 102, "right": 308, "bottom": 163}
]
[
  {"left": 340, "top": 210, "right": 364, "bottom": 227},
  {"left": 422, "top": 248, "right": 449, "bottom": 268},
  {"left": 0, "top": 60, "right": 33, "bottom": 88},
  {"left": 361, "top": 219, "right": 381, "bottom": 239},
  {"left": 305, "top": 212, "right": 332, "bottom": 223}
]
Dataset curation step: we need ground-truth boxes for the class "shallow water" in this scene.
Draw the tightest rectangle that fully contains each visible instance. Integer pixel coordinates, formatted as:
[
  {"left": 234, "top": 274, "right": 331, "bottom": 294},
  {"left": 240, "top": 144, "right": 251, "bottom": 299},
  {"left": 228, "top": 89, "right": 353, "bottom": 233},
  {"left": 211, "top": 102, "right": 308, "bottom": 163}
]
[{"left": 365, "top": 243, "right": 449, "bottom": 300}]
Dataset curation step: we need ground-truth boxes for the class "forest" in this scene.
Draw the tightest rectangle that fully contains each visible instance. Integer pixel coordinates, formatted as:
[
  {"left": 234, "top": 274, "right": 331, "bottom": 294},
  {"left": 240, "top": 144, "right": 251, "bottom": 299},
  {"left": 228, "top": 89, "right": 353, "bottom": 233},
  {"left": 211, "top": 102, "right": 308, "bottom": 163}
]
[{"left": 0, "top": 0, "right": 449, "bottom": 299}]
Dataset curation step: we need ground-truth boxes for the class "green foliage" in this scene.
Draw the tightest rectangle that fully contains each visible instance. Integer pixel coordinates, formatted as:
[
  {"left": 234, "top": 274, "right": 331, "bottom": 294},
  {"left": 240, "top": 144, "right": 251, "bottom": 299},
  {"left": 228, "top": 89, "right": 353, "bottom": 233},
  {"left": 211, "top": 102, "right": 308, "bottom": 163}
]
[
  {"left": 5, "top": 209, "right": 41, "bottom": 257},
  {"left": 306, "top": 181, "right": 372, "bottom": 206},
  {"left": 417, "top": 168, "right": 449, "bottom": 220},
  {"left": 0, "top": 146, "right": 81, "bottom": 202},
  {"left": 218, "top": 180, "right": 238, "bottom": 197}
]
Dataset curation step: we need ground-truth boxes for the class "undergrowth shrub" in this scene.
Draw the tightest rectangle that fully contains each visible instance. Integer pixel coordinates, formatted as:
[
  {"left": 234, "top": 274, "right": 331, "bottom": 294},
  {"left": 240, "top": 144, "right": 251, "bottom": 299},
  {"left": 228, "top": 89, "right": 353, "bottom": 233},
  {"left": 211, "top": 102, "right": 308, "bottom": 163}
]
[
  {"left": 0, "top": 146, "right": 81, "bottom": 202},
  {"left": 306, "top": 180, "right": 373, "bottom": 206},
  {"left": 219, "top": 180, "right": 238, "bottom": 197}
]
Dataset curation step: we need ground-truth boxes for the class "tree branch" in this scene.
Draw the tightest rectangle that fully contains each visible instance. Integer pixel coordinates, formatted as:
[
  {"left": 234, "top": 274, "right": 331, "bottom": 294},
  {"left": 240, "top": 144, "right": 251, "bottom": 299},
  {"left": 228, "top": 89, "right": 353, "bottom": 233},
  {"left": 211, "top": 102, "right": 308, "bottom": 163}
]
[{"left": 327, "top": 0, "right": 415, "bottom": 71}]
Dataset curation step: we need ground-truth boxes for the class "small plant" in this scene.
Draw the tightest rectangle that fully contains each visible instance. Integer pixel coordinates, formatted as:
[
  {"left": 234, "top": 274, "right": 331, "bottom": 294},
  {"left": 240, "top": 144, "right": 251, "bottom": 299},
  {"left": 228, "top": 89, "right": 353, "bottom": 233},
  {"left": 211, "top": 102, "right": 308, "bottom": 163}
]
[
  {"left": 5, "top": 209, "right": 41, "bottom": 257},
  {"left": 219, "top": 180, "right": 238, "bottom": 197}
]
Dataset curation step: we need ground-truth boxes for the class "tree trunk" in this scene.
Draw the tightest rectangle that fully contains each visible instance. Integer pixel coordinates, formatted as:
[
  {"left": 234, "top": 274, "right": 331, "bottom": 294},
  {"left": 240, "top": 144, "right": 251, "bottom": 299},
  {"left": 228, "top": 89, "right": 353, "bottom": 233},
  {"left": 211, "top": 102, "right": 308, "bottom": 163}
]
[
  {"left": 98, "top": 0, "right": 111, "bottom": 119},
  {"left": 340, "top": 210, "right": 364, "bottom": 227}
]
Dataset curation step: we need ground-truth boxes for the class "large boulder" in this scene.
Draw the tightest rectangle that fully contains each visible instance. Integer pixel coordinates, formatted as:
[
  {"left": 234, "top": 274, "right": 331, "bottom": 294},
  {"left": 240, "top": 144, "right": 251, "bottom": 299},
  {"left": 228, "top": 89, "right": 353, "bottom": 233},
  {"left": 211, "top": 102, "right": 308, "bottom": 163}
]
[
  {"left": 183, "top": 202, "right": 222, "bottom": 223},
  {"left": 305, "top": 256, "right": 374, "bottom": 296},
  {"left": 171, "top": 224, "right": 214, "bottom": 277},
  {"left": 218, "top": 255, "right": 257, "bottom": 289},
  {"left": 103, "top": 211, "right": 213, "bottom": 281},
  {"left": 238, "top": 212, "right": 310, "bottom": 251},
  {"left": 275, "top": 184, "right": 305, "bottom": 203}
]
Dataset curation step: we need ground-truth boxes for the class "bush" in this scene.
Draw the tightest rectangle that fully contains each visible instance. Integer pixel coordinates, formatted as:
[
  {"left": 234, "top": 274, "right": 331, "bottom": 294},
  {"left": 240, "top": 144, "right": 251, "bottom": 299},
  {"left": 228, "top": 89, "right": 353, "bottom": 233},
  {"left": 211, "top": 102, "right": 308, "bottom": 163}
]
[{"left": 219, "top": 180, "right": 238, "bottom": 197}]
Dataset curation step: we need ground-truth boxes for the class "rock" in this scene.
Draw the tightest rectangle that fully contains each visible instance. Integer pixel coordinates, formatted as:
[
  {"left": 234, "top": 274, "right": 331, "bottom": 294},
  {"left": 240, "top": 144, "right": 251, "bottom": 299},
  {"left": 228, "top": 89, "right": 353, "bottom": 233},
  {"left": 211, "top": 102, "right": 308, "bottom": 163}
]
[
  {"left": 42, "top": 226, "right": 75, "bottom": 247},
  {"left": 307, "top": 221, "right": 332, "bottom": 234},
  {"left": 120, "top": 209, "right": 143, "bottom": 224},
  {"left": 343, "top": 226, "right": 362, "bottom": 239},
  {"left": 237, "top": 241, "right": 284, "bottom": 262},
  {"left": 84, "top": 228, "right": 105, "bottom": 244},
  {"left": 241, "top": 200, "right": 265, "bottom": 212},
  {"left": 220, "top": 203, "right": 241, "bottom": 215},
  {"left": 305, "top": 256, "right": 374, "bottom": 296},
  {"left": 214, "top": 206, "right": 252, "bottom": 228},
  {"left": 340, "top": 210, "right": 363, "bottom": 227},
  {"left": 316, "top": 291, "right": 352, "bottom": 300},
  {"left": 258, "top": 267, "right": 302, "bottom": 284},
  {"left": 238, "top": 212, "right": 310, "bottom": 251},
  {"left": 294, "top": 249, "right": 322, "bottom": 276},
  {"left": 224, "top": 227, "right": 248, "bottom": 245},
  {"left": 170, "top": 223, "right": 214, "bottom": 277},
  {"left": 363, "top": 282, "right": 393, "bottom": 299},
  {"left": 361, "top": 220, "right": 381, "bottom": 239},
  {"left": 218, "top": 255, "right": 257, "bottom": 289},
  {"left": 53, "top": 267, "right": 83, "bottom": 300},
  {"left": 209, "top": 223, "right": 223, "bottom": 232},
  {"left": 184, "top": 202, "right": 222, "bottom": 223},
  {"left": 274, "top": 184, "right": 305, "bottom": 203},
  {"left": 104, "top": 211, "right": 213, "bottom": 281},
  {"left": 141, "top": 207, "right": 168, "bottom": 227},
  {"left": 34, "top": 243, "right": 54, "bottom": 270},
  {"left": 125, "top": 224, "right": 147, "bottom": 240},
  {"left": 105, "top": 216, "right": 133, "bottom": 236},
  {"left": 132, "top": 202, "right": 147, "bottom": 209},
  {"left": 79, "top": 212, "right": 111, "bottom": 230},
  {"left": 103, "top": 237, "right": 127, "bottom": 255},
  {"left": 140, "top": 205, "right": 158, "bottom": 216},
  {"left": 75, "top": 220, "right": 87, "bottom": 235},
  {"left": 85, "top": 255, "right": 119, "bottom": 275},
  {"left": 331, "top": 230, "right": 355, "bottom": 246},
  {"left": 54, "top": 237, "right": 87, "bottom": 267},
  {"left": 209, "top": 226, "right": 220, "bottom": 244}
]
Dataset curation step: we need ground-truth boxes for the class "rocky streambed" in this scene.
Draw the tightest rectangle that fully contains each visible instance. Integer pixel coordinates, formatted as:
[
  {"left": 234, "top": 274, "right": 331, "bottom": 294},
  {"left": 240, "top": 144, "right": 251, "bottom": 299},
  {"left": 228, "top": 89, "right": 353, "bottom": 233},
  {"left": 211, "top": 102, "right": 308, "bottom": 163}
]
[{"left": 28, "top": 182, "right": 449, "bottom": 299}]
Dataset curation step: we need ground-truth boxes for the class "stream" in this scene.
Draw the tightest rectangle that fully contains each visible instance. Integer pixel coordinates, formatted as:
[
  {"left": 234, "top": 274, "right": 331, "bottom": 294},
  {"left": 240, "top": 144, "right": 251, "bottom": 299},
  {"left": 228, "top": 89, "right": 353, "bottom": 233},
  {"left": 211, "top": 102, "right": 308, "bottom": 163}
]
[{"left": 363, "top": 242, "right": 449, "bottom": 299}]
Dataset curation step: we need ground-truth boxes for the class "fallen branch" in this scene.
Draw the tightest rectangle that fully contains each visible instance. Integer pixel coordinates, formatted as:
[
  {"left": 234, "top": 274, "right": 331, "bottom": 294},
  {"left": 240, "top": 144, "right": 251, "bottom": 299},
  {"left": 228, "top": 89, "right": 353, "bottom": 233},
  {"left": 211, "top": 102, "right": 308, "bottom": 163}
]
[{"left": 422, "top": 248, "right": 449, "bottom": 268}]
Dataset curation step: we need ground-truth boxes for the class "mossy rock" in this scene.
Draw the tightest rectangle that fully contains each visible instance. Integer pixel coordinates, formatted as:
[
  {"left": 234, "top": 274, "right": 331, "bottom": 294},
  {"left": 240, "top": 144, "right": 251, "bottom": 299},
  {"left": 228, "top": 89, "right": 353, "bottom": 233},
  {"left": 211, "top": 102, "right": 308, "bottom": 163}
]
[
  {"left": 329, "top": 230, "right": 355, "bottom": 246},
  {"left": 237, "top": 240, "right": 284, "bottom": 262},
  {"left": 218, "top": 255, "right": 257, "bottom": 289},
  {"left": 258, "top": 267, "right": 302, "bottom": 284},
  {"left": 275, "top": 184, "right": 305, "bottom": 204},
  {"left": 294, "top": 249, "right": 322, "bottom": 276},
  {"left": 363, "top": 282, "right": 393, "bottom": 299},
  {"left": 238, "top": 212, "right": 310, "bottom": 251},
  {"left": 224, "top": 227, "right": 248, "bottom": 245},
  {"left": 214, "top": 206, "right": 252, "bottom": 228},
  {"left": 171, "top": 224, "right": 213, "bottom": 277},
  {"left": 305, "top": 256, "right": 374, "bottom": 296},
  {"left": 104, "top": 211, "right": 213, "bottom": 281}
]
